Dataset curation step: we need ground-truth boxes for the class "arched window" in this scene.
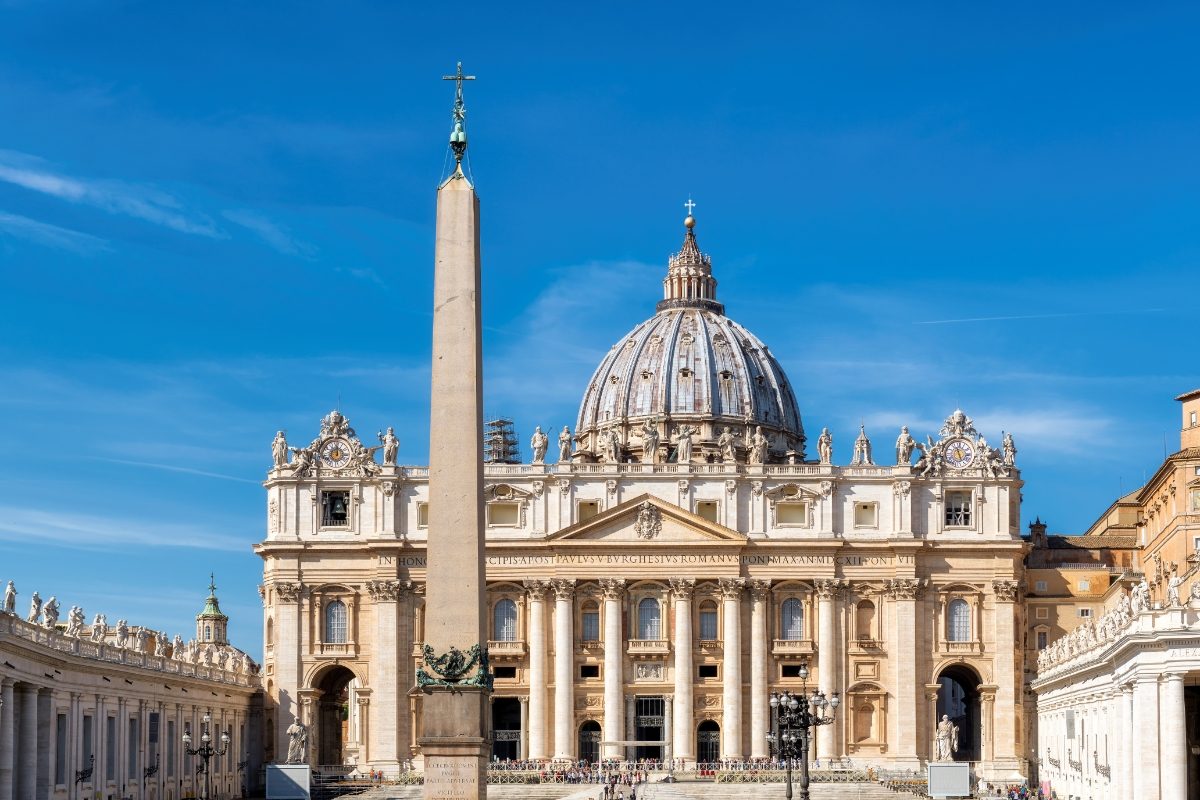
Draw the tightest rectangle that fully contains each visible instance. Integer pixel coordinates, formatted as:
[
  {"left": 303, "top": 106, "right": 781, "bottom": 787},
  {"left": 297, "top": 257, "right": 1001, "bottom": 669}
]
[
  {"left": 637, "top": 597, "right": 661, "bottom": 640},
  {"left": 698, "top": 601, "right": 719, "bottom": 641},
  {"left": 781, "top": 598, "right": 804, "bottom": 640},
  {"left": 855, "top": 600, "right": 876, "bottom": 640},
  {"left": 325, "top": 600, "right": 347, "bottom": 644},
  {"left": 947, "top": 598, "right": 971, "bottom": 642},
  {"left": 205, "top": 625, "right": 212, "bottom": 641},
  {"left": 493, "top": 599, "right": 518, "bottom": 642}
]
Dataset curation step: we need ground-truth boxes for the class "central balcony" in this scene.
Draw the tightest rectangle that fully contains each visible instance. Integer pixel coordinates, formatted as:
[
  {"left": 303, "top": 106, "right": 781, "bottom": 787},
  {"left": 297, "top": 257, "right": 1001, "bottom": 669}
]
[
  {"left": 627, "top": 639, "right": 670, "bottom": 659},
  {"left": 771, "top": 639, "right": 815, "bottom": 656},
  {"left": 487, "top": 640, "right": 528, "bottom": 661}
]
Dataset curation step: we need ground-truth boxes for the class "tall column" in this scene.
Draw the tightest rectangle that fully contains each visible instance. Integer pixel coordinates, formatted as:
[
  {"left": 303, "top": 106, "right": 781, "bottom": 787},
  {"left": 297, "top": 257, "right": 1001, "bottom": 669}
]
[
  {"left": 719, "top": 578, "right": 744, "bottom": 759},
  {"left": 1118, "top": 684, "right": 1133, "bottom": 800},
  {"left": 978, "top": 687, "right": 997, "bottom": 764},
  {"left": 518, "top": 698, "right": 529, "bottom": 760},
  {"left": 924, "top": 685, "right": 941, "bottom": 764},
  {"left": 990, "top": 581, "right": 1019, "bottom": 768},
  {"left": 1160, "top": 673, "right": 1186, "bottom": 800},
  {"left": 624, "top": 695, "right": 635, "bottom": 763},
  {"left": 0, "top": 680, "right": 13, "bottom": 800},
  {"left": 552, "top": 579, "right": 576, "bottom": 761},
  {"left": 748, "top": 580, "right": 770, "bottom": 759},
  {"left": 669, "top": 579, "right": 695, "bottom": 764},
  {"left": 35, "top": 690, "right": 50, "bottom": 800},
  {"left": 367, "top": 580, "right": 403, "bottom": 765},
  {"left": 600, "top": 579, "right": 626, "bottom": 760},
  {"left": 1132, "top": 675, "right": 1161, "bottom": 800},
  {"left": 524, "top": 581, "right": 549, "bottom": 761},
  {"left": 889, "top": 578, "right": 923, "bottom": 767},
  {"left": 815, "top": 580, "right": 840, "bottom": 761},
  {"left": 272, "top": 583, "right": 303, "bottom": 759},
  {"left": 16, "top": 685, "right": 36, "bottom": 800},
  {"left": 421, "top": 70, "right": 489, "bottom": 800}
]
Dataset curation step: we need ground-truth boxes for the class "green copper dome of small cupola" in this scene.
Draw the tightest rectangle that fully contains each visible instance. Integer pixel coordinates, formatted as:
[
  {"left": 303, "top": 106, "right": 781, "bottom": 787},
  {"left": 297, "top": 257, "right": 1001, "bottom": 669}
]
[{"left": 195, "top": 574, "right": 229, "bottom": 645}]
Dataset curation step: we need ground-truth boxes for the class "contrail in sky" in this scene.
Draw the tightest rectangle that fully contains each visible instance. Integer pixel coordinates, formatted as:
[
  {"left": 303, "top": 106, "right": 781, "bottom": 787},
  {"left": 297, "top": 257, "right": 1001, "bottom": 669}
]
[{"left": 916, "top": 309, "right": 1166, "bottom": 325}]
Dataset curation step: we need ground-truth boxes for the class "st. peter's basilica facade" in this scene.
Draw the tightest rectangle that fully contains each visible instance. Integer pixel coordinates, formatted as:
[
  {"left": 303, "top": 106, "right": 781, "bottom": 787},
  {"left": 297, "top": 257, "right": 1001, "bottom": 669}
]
[{"left": 255, "top": 216, "right": 1027, "bottom": 781}]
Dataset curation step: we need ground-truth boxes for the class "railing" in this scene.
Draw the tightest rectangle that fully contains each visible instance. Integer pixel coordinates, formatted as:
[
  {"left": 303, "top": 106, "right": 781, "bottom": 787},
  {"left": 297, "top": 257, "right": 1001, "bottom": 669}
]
[
  {"left": 716, "top": 769, "right": 873, "bottom": 783},
  {"left": 771, "top": 638, "right": 815, "bottom": 655},
  {"left": 626, "top": 639, "right": 670, "bottom": 655},
  {"left": 487, "top": 639, "right": 528, "bottom": 658},
  {"left": 316, "top": 642, "right": 352, "bottom": 656},
  {"left": 939, "top": 641, "right": 982, "bottom": 654}
]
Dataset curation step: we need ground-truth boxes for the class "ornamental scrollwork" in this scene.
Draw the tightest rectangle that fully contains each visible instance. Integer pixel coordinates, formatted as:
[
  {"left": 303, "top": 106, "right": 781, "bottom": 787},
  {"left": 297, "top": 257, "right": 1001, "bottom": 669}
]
[
  {"left": 992, "top": 580, "right": 1020, "bottom": 602},
  {"left": 884, "top": 578, "right": 927, "bottom": 600},
  {"left": 416, "top": 642, "right": 493, "bottom": 690},
  {"left": 635, "top": 502, "right": 662, "bottom": 540},
  {"left": 366, "top": 580, "right": 407, "bottom": 602},
  {"left": 274, "top": 582, "right": 303, "bottom": 603}
]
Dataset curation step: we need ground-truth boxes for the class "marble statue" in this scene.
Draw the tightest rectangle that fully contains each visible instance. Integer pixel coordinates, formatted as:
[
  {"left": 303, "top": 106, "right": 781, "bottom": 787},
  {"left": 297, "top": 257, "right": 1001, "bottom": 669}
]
[
  {"left": 287, "top": 446, "right": 315, "bottom": 476},
  {"left": 230, "top": 651, "right": 243, "bottom": 672},
  {"left": 27, "top": 591, "right": 42, "bottom": 624},
  {"left": 747, "top": 425, "right": 769, "bottom": 465},
  {"left": 895, "top": 426, "right": 916, "bottom": 465},
  {"left": 115, "top": 619, "right": 129, "bottom": 648},
  {"left": 601, "top": 428, "right": 621, "bottom": 464},
  {"left": 271, "top": 431, "right": 288, "bottom": 468},
  {"left": 203, "top": 645, "right": 215, "bottom": 666},
  {"left": 172, "top": 634, "right": 184, "bottom": 658},
  {"left": 217, "top": 648, "right": 229, "bottom": 670},
  {"left": 558, "top": 426, "right": 573, "bottom": 462},
  {"left": 378, "top": 427, "right": 399, "bottom": 466},
  {"left": 286, "top": 720, "right": 309, "bottom": 764},
  {"left": 1190, "top": 582, "right": 1200, "bottom": 603},
  {"left": 1002, "top": 432, "right": 1017, "bottom": 466},
  {"left": 155, "top": 631, "right": 168, "bottom": 657},
  {"left": 136, "top": 626, "right": 152, "bottom": 653},
  {"left": 817, "top": 428, "right": 833, "bottom": 465},
  {"left": 851, "top": 425, "right": 873, "bottom": 466},
  {"left": 935, "top": 715, "right": 959, "bottom": 761},
  {"left": 674, "top": 425, "right": 696, "bottom": 463},
  {"left": 351, "top": 440, "right": 382, "bottom": 476},
  {"left": 1131, "top": 580, "right": 1150, "bottom": 615},
  {"left": 530, "top": 426, "right": 548, "bottom": 465},
  {"left": 716, "top": 426, "right": 737, "bottom": 463},
  {"left": 3, "top": 581, "right": 14, "bottom": 614},
  {"left": 90, "top": 614, "right": 107, "bottom": 643},
  {"left": 64, "top": 606, "right": 85, "bottom": 637},
  {"left": 640, "top": 420, "right": 660, "bottom": 465},
  {"left": 42, "top": 596, "right": 60, "bottom": 628},
  {"left": 1168, "top": 573, "right": 1184, "bottom": 608}
]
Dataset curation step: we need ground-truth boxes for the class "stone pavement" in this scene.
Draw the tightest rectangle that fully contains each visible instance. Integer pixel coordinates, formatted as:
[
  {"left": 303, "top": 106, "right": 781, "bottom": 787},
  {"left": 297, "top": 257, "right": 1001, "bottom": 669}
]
[{"left": 343, "top": 779, "right": 919, "bottom": 800}]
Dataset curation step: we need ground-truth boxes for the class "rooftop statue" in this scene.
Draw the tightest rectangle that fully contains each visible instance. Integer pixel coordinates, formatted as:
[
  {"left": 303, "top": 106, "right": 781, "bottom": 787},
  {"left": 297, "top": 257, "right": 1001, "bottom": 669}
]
[
  {"left": 530, "top": 426, "right": 548, "bottom": 465},
  {"left": 895, "top": 426, "right": 916, "bottom": 465},
  {"left": 817, "top": 428, "right": 833, "bottom": 465},
  {"left": 378, "top": 427, "right": 399, "bottom": 466},
  {"left": 640, "top": 420, "right": 660, "bottom": 465},
  {"left": 271, "top": 431, "right": 288, "bottom": 469},
  {"left": 3, "top": 580, "right": 14, "bottom": 614},
  {"left": 558, "top": 426, "right": 573, "bottom": 463}
]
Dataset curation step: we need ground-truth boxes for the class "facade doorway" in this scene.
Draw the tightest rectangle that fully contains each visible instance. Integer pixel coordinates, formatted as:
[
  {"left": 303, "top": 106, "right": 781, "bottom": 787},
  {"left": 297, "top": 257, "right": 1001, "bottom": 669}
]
[
  {"left": 696, "top": 720, "right": 720, "bottom": 764},
  {"left": 315, "top": 665, "right": 356, "bottom": 764},
  {"left": 635, "top": 696, "right": 664, "bottom": 761},
  {"left": 579, "top": 720, "right": 601, "bottom": 764},
  {"left": 936, "top": 665, "right": 981, "bottom": 762},
  {"left": 491, "top": 697, "right": 521, "bottom": 761}
]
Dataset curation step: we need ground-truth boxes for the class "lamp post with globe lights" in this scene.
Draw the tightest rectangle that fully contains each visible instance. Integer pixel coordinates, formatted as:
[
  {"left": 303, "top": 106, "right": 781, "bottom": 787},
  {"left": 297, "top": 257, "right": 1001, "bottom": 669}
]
[
  {"left": 182, "top": 710, "right": 230, "bottom": 800},
  {"left": 766, "top": 659, "right": 839, "bottom": 800}
]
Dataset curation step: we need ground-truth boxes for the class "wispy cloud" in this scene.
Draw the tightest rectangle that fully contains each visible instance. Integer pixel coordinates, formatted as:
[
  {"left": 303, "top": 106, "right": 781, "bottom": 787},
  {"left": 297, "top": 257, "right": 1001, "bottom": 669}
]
[
  {"left": 0, "top": 149, "right": 224, "bottom": 237},
  {"left": 0, "top": 211, "right": 110, "bottom": 254},
  {"left": 222, "top": 209, "right": 316, "bottom": 257},
  {"left": 336, "top": 265, "right": 388, "bottom": 288},
  {"left": 0, "top": 506, "right": 249, "bottom": 552},
  {"left": 915, "top": 309, "right": 1166, "bottom": 325},
  {"left": 87, "top": 457, "right": 261, "bottom": 485}
]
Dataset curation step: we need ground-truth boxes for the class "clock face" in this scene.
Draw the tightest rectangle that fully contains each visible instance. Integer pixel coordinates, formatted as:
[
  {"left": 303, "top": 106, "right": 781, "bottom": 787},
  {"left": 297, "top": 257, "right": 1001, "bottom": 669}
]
[
  {"left": 944, "top": 439, "right": 976, "bottom": 469},
  {"left": 320, "top": 439, "right": 352, "bottom": 468}
]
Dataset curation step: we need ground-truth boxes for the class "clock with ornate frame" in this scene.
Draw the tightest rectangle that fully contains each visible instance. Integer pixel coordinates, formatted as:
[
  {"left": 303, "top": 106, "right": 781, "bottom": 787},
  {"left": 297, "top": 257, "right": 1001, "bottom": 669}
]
[
  {"left": 320, "top": 439, "right": 352, "bottom": 469},
  {"left": 943, "top": 438, "right": 976, "bottom": 469}
]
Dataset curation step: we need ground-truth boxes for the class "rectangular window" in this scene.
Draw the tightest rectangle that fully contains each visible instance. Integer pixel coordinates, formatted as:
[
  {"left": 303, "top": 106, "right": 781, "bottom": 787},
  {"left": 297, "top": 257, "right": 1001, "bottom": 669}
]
[
  {"left": 106, "top": 716, "right": 116, "bottom": 778},
  {"left": 853, "top": 502, "right": 877, "bottom": 528},
  {"left": 776, "top": 503, "right": 808, "bottom": 525},
  {"left": 1035, "top": 580, "right": 1048, "bottom": 592},
  {"left": 699, "top": 607, "right": 719, "bottom": 641},
  {"left": 1078, "top": 608, "right": 1092, "bottom": 618},
  {"left": 127, "top": 716, "right": 138, "bottom": 773},
  {"left": 1037, "top": 631, "right": 1048, "bottom": 650},
  {"left": 493, "top": 666, "right": 517, "bottom": 679},
  {"left": 1191, "top": 411, "right": 1198, "bottom": 427},
  {"left": 417, "top": 502, "right": 429, "bottom": 528},
  {"left": 321, "top": 490, "right": 350, "bottom": 527},
  {"left": 781, "top": 664, "right": 805, "bottom": 678},
  {"left": 579, "top": 664, "right": 600, "bottom": 679},
  {"left": 55, "top": 713, "right": 67, "bottom": 784},
  {"left": 695, "top": 500, "right": 718, "bottom": 522},
  {"left": 577, "top": 500, "right": 600, "bottom": 522},
  {"left": 581, "top": 609, "right": 600, "bottom": 641},
  {"left": 1035, "top": 607, "right": 1049, "bottom": 620},
  {"left": 167, "top": 720, "right": 175, "bottom": 776},
  {"left": 487, "top": 502, "right": 520, "bottom": 526},
  {"left": 1191, "top": 490, "right": 1200, "bottom": 513},
  {"left": 698, "top": 664, "right": 719, "bottom": 679},
  {"left": 945, "top": 491, "right": 972, "bottom": 527},
  {"left": 1078, "top": 580, "right": 1090, "bottom": 591}
]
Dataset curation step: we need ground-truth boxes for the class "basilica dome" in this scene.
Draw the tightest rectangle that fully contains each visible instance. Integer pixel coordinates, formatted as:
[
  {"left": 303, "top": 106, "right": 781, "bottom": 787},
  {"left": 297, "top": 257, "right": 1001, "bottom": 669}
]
[{"left": 575, "top": 216, "right": 805, "bottom": 464}]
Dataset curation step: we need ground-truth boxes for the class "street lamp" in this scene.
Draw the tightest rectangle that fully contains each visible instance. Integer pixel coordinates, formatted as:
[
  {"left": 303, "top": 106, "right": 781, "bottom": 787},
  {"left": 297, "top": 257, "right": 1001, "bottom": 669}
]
[
  {"left": 766, "top": 660, "right": 839, "bottom": 800},
  {"left": 182, "top": 711, "right": 230, "bottom": 800}
]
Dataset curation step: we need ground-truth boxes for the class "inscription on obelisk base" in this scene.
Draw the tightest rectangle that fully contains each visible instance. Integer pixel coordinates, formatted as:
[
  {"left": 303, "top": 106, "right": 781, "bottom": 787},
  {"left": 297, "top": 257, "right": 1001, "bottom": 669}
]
[{"left": 420, "top": 689, "right": 488, "bottom": 800}]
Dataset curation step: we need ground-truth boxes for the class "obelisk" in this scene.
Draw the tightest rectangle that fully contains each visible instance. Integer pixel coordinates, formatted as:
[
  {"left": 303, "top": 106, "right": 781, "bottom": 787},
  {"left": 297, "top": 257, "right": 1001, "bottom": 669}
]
[{"left": 419, "top": 62, "right": 490, "bottom": 800}]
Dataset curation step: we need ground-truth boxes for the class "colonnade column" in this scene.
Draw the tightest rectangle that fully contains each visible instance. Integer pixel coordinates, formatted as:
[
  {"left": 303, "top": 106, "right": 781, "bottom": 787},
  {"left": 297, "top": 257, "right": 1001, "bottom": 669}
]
[
  {"left": 599, "top": 579, "right": 626, "bottom": 761},
  {"left": 749, "top": 580, "right": 770, "bottom": 759},
  {"left": 719, "top": 578, "right": 744, "bottom": 759},
  {"left": 815, "top": 580, "right": 840, "bottom": 761},
  {"left": 16, "top": 685, "right": 36, "bottom": 800},
  {"left": 366, "top": 580, "right": 402, "bottom": 765},
  {"left": 990, "top": 580, "right": 1020, "bottom": 767},
  {"left": 888, "top": 578, "right": 923, "bottom": 767},
  {"left": 524, "top": 581, "right": 548, "bottom": 761},
  {"left": 518, "top": 698, "right": 529, "bottom": 760},
  {"left": 669, "top": 579, "right": 695, "bottom": 764},
  {"left": 0, "top": 679, "right": 13, "bottom": 800},
  {"left": 551, "top": 579, "right": 576, "bottom": 761},
  {"left": 1131, "top": 675, "right": 1161, "bottom": 800},
  {"left": 1118, "top": 684, "right": 1134, "bottom": 799},
  {"left": 1160, "top": 673, "right": 1186, "bottom": 800}
]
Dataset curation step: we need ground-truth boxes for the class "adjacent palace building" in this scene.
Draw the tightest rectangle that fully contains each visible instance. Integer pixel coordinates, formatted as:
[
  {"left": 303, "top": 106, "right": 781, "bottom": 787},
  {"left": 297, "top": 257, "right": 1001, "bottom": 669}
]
[{"left": 256, "top": 214, "right": 1029, "bottom": 781}]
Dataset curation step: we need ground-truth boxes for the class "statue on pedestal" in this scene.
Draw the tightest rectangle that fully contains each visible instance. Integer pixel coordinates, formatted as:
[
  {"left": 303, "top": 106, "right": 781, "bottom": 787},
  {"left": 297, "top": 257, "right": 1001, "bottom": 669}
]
[
  {"left": 42, "top": 597, "right": 60, "bottom": 629},
  {"left": 530, "top": 426, "right": 548, "bottom": 465},
  {"left": 817, "top": 428, "right": 833, "bottom": 465},
  {"left": 747, "top": 425, "right": 769, "bottom": 465},
  {"left": 674, "top": 425, "right": 696, "bottom": 463},
  {"left": 286, "top": 720, "right": 309, "bottom": 764},
  {"left": 1002, "top": 432, "right": 1017, "bottom": 466},
  {"left": 716, "top": 426, "right": 737, "bottom": 463},
  {"left": 90, "top": 614, "right": 107, "bottom": 643},
  {"left": 271, "top": 431, "right": 288, "bottom": 469},
  {"left": 895, "top": 426, "right": 916, "bottom": 465},
  {"left": 3, "top": 581, "right": 14, "bottom": 614},
  {"left": 27, "top": 591, "right": 42, "bottom": 624},
  {"left": 935, "top": 715, "right": 959, "bottom": 761},
  {"left": 64, "top": 606, "right": 85, "bottom": 637},
  {"left": 378, "top": 427, "right": 400, "bottom": 466},
  {"left": 1168, "top": 573, "right": 1184, "bottom": 608},
  {"left": 558, "top": 426, "right": 573, "bottom": 462},
  {"left": 640, "top": 420, "right": 660, "bottom": 464},
  {"left": 115, "top": 619, "right": 129, "bottom": 648}
]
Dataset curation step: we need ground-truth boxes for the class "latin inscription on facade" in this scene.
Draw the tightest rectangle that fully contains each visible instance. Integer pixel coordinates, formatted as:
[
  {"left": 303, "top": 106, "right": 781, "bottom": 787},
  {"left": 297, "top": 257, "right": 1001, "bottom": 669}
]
[{"left": 383, "top": 553, "right": 905, "bottom": 567}]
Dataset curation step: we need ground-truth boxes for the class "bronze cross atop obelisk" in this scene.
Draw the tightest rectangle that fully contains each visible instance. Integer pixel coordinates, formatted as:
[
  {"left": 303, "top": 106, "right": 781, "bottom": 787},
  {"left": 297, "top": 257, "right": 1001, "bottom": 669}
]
[{"left": 443, "top": 61, "right": 475, "bottom": 162}]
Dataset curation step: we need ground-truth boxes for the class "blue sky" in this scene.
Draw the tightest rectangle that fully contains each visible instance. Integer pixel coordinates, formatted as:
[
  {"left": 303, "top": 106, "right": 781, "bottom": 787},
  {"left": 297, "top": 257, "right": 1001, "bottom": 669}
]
[{"left": 1, "top": 2, "right": 1197, "bottom": 656}]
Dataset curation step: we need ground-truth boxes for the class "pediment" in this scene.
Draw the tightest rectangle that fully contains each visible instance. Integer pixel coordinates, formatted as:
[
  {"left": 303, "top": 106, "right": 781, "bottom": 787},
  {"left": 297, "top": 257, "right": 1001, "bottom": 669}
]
[{"left": 549, "top": 493, "right": 747, "bottom": 544}]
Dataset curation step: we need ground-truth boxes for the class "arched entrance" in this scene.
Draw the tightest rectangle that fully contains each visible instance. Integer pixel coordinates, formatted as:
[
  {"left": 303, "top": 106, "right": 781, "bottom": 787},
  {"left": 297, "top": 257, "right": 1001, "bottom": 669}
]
[
  {"left": 578, "top": 720, "right": 601, "bottom": 764},
  {"left": 937, "top": 664, "right": 981, "bottom": 762},
  {"left": 696, "top": 720, "right": 720, "bottom": 764},
  {"left": 491, "top": 697, "right": 521, "bottom": 761},
  {"left": 315, "top": 665, "right": 357, "bottom": 764}
]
